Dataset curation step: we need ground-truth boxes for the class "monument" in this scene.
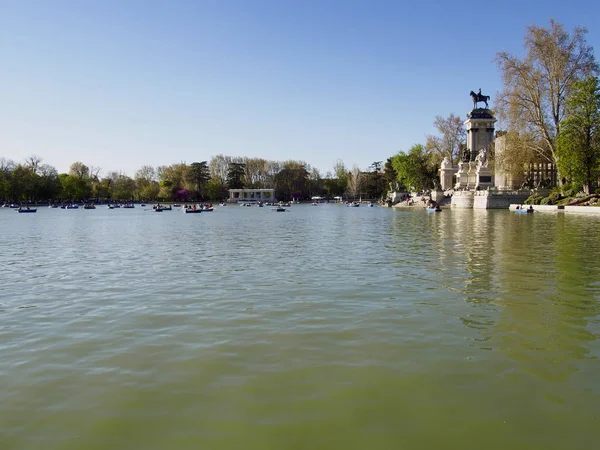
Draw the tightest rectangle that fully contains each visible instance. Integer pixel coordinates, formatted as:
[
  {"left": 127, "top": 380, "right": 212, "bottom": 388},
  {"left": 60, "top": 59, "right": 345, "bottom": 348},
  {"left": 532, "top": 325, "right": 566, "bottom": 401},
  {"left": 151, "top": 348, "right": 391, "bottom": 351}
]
[
  {"left": 455, "top": 90, "right": 496, "bottom": 191},
  {"left": 447, "top": 89, "right": 530, "bottom": 208}
]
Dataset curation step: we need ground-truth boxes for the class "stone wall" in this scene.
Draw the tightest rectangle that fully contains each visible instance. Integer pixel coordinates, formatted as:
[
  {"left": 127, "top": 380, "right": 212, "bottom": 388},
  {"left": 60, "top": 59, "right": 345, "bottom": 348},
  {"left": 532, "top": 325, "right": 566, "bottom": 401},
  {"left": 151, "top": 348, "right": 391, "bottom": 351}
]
[{"left": 452, "top": 190, "right": 530, "bottom": 209}]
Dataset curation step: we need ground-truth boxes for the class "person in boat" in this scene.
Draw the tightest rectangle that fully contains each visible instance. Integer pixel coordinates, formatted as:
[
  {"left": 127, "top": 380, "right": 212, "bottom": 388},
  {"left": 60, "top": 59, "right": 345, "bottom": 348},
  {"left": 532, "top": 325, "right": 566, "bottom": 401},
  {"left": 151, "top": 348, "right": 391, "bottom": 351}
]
[
  {"left": 529, "top": 205, "right": 533, "bottom": 211},
  {"left": 516, "top": 205, "right": 520, "bottom": 210}
]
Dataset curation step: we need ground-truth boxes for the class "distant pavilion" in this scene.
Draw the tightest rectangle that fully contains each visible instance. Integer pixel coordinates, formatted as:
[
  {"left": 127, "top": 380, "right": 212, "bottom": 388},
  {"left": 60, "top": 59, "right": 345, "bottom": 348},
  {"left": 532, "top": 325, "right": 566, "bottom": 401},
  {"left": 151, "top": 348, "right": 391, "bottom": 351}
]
[{"left": 228, "top": 189, "right": 275, "bottom": 203}]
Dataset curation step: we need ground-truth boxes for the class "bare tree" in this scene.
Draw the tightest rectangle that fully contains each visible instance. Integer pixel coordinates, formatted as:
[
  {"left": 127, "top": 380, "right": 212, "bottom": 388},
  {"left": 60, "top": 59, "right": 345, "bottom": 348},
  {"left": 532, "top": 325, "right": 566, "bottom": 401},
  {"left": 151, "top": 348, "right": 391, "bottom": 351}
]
[
  {"left": 25, "top": 155, "right": 42, "bottom": 174},
  {"left": 89, "top": 166, "right": 102, "bottom": 182},
  {"left": 243, "top": 157, "right": 269, "bottom": 188},
  {"left": 0, "top": 157, "right": 16, "bottom": 173},
  {"left": 347, "top": 165, "right": 362, "bottom": 199},
  {"left": 496, "top": 20, "right": 598, "bottom": 182},
  {"left": 425, "top": 114, "right": 466, "bottom": 165},
  {"left": 208, "top": 154, "right": 231, "bottom": 187}
]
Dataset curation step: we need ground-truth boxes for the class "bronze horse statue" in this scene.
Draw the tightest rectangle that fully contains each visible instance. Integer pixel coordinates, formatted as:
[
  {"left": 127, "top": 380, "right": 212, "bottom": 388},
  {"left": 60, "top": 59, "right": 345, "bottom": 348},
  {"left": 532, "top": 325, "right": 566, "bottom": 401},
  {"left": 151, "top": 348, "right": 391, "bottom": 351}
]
[{"left": 470, "top": 90, "right": 490, "bottom": 109}]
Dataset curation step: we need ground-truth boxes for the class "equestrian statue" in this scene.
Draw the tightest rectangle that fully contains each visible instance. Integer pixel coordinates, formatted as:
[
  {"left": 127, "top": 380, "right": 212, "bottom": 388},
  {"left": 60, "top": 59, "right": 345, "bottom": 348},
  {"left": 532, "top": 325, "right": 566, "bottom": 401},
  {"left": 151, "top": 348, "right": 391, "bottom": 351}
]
[{"left": 470, "top": 88, "right": 490, "bottom": 109}]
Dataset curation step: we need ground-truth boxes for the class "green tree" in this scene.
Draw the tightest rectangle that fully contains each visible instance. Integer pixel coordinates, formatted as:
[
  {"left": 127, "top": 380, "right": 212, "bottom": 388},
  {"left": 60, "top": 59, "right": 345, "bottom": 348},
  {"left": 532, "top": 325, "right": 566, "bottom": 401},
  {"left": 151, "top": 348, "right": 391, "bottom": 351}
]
[
  {"left": 227, "top": 162, "right": 246, "bottom": 189},
  {"left": 364, "top": 161, "right": 385, "bottom": 199},
  {"left": 273, "top": 161, "right": 309, "bottom": 201},
  {"left": 186, "top": 161, "right": 211, "bottom": 198},
  {"left": 205, "top": 178, "right": 225, "bottom": 200},
  {"left": 35, "top": 164, "right": 61, "bottom": 200},
  {"left": 158, "top": 163, "right": 188, "bottom": 198},
  {"left": 332, "top": 159, "right": 348, "bottom": 195},
  {"left": 496, "top": 20, "right": 598, "bottom": 183},
  {"left": 106, "top": 172, "right": 136, "bottom": 200},
  {"left": 558, "top": 76, "right": 600, "bottom": 194},
  {"left": 383, "top": 157, "right": 400, "bottom": 191},
  {"left": 59, "top": 173, "right": 90, "bottom": 200},
  {"left": 391, "top": 144, "right": 437, "bottom": 192},
  {"left": 9, "top": 165, "right": 36, "bottom": 201}
]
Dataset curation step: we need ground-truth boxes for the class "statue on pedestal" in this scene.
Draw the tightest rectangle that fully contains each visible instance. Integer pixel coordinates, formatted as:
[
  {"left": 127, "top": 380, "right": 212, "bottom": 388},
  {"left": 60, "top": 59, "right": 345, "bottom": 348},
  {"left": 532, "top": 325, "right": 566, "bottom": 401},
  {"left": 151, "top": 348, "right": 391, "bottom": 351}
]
[{"left": 470, "top": 89, "right": 490, "bottom": 109}]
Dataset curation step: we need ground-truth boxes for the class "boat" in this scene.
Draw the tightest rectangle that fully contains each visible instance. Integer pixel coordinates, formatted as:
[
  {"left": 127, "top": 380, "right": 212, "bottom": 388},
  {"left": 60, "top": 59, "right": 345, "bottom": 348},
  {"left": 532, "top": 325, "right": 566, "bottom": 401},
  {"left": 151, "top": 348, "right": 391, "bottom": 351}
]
[
  {"left": 219, "top": 203, "right": 226, "bottom": 207},
  {"left": 153, "top": 205, "right": 172, "bottom": 211},
  {"left": 367, "top": 202, "right": 374, "bottom": 207},
  {"left": 272, "top": 207, "right": 286, "bottom": 212},
  {"left": 201, "top": 207, "right": 214, "bottom": 212},
  {"left": 122, "top": 204, "right": 135, "bottom": 209},
  {"left": 183, "top": 208, "right": 202, "bottom": 214},
  {"left": 108, "top": 205, "right": 114, "bottom": 209},
  {"left": 347, "top": 202, "right": 360, "bottom": 207},
  {"left": 515, "top": 207, "right": 534, "bottom": 214},
  {"left": 17, "top": 207, "right": 37, "bottom": 213},
  {"left": 426, "top": 206, "right": 442, "bottom": 212},
  {"left": 83, "top": 204, "right": 96, "bottom": 209},
  {"left": 66, "top": 204, "right": 79, "bottom": 209}
]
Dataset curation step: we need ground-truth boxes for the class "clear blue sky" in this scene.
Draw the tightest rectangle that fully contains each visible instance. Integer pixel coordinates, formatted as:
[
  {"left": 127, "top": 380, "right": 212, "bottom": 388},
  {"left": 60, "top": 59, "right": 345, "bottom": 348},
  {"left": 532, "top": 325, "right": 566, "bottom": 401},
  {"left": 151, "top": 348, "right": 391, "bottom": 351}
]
[{"left": 1, "top": 0, "right": 598, "bottom": 177}]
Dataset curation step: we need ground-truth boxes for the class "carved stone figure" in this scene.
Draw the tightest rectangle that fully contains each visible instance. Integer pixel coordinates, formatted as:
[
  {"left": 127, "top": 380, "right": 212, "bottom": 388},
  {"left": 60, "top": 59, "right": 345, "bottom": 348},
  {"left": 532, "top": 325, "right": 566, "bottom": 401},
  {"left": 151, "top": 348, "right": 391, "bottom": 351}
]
[
  {"left": 441, "top": 156, "right": 452, "bottom": 169},
  {"left": 475, "top": 148, "right": 489, "bottom": 169}
]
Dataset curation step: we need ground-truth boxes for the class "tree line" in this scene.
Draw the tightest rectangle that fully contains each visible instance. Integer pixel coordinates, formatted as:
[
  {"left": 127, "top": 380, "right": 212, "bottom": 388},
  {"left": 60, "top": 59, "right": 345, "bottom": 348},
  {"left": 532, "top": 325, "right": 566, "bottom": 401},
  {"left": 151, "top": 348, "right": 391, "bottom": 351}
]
[{"left": 0, "top": 155, "right": 391, "bottom": 203}]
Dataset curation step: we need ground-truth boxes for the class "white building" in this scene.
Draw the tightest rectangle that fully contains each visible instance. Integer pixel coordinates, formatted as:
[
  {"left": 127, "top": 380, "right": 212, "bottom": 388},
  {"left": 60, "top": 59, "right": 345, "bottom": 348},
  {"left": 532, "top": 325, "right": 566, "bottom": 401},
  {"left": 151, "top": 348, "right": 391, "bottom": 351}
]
[{"left": 228, "top": 189, "right": 275, "bottom": 203}]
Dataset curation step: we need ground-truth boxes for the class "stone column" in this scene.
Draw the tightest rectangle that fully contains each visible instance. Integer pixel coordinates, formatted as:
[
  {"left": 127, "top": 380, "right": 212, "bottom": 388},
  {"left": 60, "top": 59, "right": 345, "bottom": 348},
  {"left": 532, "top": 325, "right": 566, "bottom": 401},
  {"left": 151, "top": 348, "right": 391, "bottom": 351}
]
[{"left": 464, "top": 109, "right": 496, "bottom": 163}]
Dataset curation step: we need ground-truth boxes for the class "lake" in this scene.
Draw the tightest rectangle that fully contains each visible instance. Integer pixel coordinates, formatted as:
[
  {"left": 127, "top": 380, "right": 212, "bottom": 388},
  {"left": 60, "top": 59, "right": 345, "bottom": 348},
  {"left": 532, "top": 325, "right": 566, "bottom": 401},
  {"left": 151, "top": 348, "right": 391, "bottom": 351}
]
[{"left": 1, "top": 204, "right": 600, "bottom": 449}]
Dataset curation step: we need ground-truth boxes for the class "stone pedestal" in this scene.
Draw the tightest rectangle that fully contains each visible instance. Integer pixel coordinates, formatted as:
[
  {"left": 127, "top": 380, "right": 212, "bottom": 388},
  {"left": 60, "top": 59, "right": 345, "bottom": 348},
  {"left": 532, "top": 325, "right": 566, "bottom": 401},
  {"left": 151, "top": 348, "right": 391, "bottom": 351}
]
[
  {"left": 440, "top": 157, "right": 457, "bottom": 191},
  {"left": 455, "top": 162, "right": 469, "bottom": 189},
  {"left": 475, "top": 166, "right": 494, "bottom": 189},
  {"left": 464, "top": 109, "right": 496, "bottom": 162}
]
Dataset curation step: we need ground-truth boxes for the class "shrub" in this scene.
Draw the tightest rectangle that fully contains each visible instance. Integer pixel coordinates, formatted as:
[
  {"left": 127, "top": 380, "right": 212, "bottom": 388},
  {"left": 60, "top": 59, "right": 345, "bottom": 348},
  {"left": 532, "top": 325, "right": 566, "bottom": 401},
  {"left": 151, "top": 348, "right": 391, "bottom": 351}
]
[
  {"left": 540, "top": 197, "right": 551, "bottom": 205},
  {"left": 525, "top": 195, "right": 544, "bottom": 205},
  {"left": 548, "top": 192, "right": 561, "bottom": 204}
]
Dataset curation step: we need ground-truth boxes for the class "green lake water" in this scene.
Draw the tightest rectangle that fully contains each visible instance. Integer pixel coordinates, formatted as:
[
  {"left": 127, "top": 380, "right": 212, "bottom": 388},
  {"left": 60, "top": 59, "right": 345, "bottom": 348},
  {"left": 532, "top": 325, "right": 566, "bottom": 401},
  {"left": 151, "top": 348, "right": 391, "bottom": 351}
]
[{"left": 1, "top": 204, "right": 599, "bottom": 449}]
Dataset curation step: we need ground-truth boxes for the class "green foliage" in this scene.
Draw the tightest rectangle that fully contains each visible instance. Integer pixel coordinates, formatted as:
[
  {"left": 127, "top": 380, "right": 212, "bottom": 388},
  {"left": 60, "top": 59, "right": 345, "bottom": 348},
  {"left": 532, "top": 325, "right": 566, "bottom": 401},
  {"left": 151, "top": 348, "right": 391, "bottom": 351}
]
[
  {"left": 186, "top": 162, "right": 211, "bottom": 197},
  {"left": 525, "top": 195, "right": 544, "bottom": 205},
  {"left": 391, "top": 144, "right": 437, "bottom": 192},
  {"left": 540, "top": 197, "right": 551, "bottom": 205},
  {"left": 557, "top": 76, "right": 600, "bottom": 194},
  {"left": 548, "top": 192, "right": 562, "bottom": 204},
  {"left": 205, "top": 178, "right": 225, "bottom": 200},
  {"left": 59, "top": 173, "right": 91, "bottom": 200},
  {"left": 227, "top": 163, "right": 245, "bottom": 189},
  {"left": 273, "top": 162, "right": 309, "bottom": 201}
]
